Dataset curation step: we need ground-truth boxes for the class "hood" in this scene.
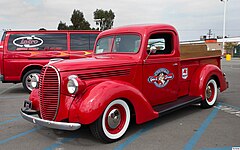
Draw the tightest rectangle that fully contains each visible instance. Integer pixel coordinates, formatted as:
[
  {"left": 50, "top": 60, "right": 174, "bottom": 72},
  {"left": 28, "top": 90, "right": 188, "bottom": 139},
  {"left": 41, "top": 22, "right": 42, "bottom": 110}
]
[{"left": 51, "top": 55, "right": 138, "bottom": 72}]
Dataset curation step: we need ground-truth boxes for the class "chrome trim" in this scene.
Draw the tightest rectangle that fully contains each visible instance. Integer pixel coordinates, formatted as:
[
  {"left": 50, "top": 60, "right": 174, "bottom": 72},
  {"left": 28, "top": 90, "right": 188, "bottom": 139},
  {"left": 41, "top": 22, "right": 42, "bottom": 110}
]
[
  {"left": 0, "top": 74, "right": 4, "bottom": 81},
  {"left": 48, "top": 58, "right": 64, "bottom": 65},
  {"left": 67, "top": 75, "right": 79, "bottom": 94},
  {"left": 20, "top": 109, "right": 81, "bottom": 131},
  {"left": 173, "top": 63, "right": 178, "bottom": 66}
]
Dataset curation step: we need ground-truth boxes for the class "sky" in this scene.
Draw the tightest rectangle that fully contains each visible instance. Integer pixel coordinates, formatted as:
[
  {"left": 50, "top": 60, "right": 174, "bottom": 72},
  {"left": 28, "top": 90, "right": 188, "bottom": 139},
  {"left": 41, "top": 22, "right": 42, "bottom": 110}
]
[{"left": 0, "top": 0, "right": 239, "bottom": 41}]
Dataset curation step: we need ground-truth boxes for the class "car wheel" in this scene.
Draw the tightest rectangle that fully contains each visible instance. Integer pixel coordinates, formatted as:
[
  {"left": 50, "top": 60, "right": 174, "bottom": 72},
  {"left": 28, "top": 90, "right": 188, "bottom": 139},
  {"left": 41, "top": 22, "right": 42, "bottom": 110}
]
[
  {"left": 90, "top": 99, "right": 130, "bottom": 143},
  {"left": 22, "top": 69, "right": 41, "bottom": 93},
  {"left": 201, "top": 79, "right": 218, "bottom": 108}
]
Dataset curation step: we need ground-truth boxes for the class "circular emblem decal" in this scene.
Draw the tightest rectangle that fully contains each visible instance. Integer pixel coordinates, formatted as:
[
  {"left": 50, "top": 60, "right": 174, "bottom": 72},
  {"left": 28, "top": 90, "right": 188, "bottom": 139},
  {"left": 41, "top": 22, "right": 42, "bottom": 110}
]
[{"left": 148, "top": 68, "right": 174, "bottom": 88}]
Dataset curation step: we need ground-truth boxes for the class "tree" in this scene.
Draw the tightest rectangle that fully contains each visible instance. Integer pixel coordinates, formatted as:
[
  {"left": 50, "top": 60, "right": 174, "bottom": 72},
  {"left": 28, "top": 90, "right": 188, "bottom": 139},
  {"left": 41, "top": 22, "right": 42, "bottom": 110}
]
[
  {"left": 39, "top": 28, "right": 46, "bottom": 31},
  {"left": 94, "top": 9, "right": 115, "bottom": 30},
  {"left": 70, "top": 9, "right": 91, "bottom": 30},
  {"left": 57, "top": 10, "right": 91, "bottom": 30},
  {"left": 57, "top": 21, "right": 68, "bottom": 30},
  {"left": 225, "top": 42, "right": 238, "bottom": 55}
]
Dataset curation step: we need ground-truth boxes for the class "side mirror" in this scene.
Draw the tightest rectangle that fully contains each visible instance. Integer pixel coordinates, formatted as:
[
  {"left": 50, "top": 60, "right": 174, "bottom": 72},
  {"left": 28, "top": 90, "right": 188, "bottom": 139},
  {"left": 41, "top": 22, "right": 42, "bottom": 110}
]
[
  {"left": 149, "top": 45, "right": 157, "bottom": 54},
  {"left": 144, "top": 45, "right": 157, "bottom": 63}
]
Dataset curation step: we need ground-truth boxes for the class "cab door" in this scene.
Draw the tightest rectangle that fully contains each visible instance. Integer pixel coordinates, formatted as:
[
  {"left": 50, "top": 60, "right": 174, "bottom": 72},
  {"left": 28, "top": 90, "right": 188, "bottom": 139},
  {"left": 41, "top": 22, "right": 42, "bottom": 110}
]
[{"left": 142, "top": 31, "right": 180, "bottom": 106}]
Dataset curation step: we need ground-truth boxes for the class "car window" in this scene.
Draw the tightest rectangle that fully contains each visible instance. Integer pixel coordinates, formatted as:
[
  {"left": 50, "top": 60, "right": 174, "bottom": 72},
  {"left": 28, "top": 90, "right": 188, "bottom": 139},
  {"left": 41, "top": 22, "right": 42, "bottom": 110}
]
[
  {"left": 8, "top": 33, "right": 67, "bottom": 51},
  {"left": 95, "top": 36, "right": 114, "bottom": 54},
  {"left": 147, "top": 33, "right": 173, "bottom": 55},
  {"left": 95, "top": 34, "right": 140, "bottom": 54},
  {"left": 90, "top": 34, "right": 98, "bottom": 50},
  {"left": 1, "top": 32, "right": 6, "bottom": 42},
  {"left": 70, "top": 34, "right": 98, "bottom": 51}
]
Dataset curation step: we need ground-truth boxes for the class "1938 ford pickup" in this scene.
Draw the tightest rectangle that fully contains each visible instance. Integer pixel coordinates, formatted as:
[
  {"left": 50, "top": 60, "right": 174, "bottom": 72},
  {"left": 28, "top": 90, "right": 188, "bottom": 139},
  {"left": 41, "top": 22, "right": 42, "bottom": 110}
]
[{"left": 20, "top": 24, "right": 228, "bottom": 143}]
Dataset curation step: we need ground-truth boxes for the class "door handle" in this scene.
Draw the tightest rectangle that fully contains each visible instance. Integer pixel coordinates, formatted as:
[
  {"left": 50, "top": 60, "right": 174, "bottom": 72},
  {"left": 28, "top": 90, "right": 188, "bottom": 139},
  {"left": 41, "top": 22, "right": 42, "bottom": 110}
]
[{"left": 173, "top": 63, "right": 178, "bottom": 66}]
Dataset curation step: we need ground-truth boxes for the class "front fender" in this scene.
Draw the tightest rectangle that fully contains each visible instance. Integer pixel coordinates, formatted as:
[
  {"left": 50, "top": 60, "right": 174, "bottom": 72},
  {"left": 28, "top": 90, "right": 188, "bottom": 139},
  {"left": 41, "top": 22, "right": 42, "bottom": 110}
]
[
  {"left": 29, "top": 89, "right": 40, "bottom": 111},
  {"left": 69, "top": 80, "right": 158, "bottom": 125},
  {"left": 189, "top": 64, "right": 228, "bottom": 99}
]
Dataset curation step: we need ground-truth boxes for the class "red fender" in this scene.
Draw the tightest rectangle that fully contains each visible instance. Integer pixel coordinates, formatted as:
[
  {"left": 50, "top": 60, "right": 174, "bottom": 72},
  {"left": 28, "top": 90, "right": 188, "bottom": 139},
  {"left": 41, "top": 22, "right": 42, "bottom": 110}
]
[
  {"left": 29, "top": 89, "right": 40, "bottom": 111},
  {"left": 69, "top": 80, "right": 158, "bottom": 125},
  {"left": 189, "top": 64, "right": 228, "bottom": 99}
]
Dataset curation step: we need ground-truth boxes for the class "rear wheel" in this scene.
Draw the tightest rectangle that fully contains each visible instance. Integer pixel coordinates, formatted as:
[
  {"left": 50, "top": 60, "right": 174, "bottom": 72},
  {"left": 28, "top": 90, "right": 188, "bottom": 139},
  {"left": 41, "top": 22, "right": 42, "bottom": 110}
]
[
  {"left": 201, "top": 79, "right": 218, "bottom": 108},
  {"left": 22, "top": 69, "right": 41, "bottom": 93},
  {"left": 90, "top": 99, "right": 130, "bottom": 143}
]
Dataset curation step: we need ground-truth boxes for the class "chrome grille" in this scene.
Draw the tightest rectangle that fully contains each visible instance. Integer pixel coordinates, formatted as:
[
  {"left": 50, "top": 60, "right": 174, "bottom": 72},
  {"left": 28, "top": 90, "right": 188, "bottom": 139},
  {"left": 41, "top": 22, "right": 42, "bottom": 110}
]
[{"left": 39, "top": 65, "right": 60, "bottom": 121}]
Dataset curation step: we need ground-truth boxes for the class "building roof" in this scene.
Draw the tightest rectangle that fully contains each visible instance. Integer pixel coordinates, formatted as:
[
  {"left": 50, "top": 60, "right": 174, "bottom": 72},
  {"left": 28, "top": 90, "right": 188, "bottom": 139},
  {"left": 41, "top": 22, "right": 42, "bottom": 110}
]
[
  {"left": 217, "top": 37, "right": 240, "bottom": 43},
  {"left": 181, "top": 37, "right": 240, "bottom": 45}
]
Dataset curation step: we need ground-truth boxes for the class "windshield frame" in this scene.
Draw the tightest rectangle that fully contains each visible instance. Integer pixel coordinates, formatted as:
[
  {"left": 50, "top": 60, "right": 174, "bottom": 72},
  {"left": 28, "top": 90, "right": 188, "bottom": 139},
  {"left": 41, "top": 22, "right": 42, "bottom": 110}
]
[{"left": 94, "top": 33, "right": 142, "bottom": 55}]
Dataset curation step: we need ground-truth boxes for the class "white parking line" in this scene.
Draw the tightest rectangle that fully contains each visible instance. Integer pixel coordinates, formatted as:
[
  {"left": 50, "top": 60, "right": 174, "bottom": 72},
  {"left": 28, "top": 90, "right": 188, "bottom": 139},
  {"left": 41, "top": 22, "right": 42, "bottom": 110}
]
[
  {"left": 0, "top": 84, "right": 19, "bottom": 95},
  {"left": 214, "top": 103, "right": 240, "bottom": 118}
]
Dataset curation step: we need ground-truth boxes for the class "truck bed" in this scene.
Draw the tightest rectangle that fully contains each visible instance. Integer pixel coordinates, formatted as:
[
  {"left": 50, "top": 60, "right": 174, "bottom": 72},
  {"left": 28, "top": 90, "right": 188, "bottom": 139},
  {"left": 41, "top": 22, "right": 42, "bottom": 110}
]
[
  {"left": 180, "top": 44, "right": 222, "bottom": 60},
  {"left": 178, "top": 44, "right": 222, "bottom": 98}
]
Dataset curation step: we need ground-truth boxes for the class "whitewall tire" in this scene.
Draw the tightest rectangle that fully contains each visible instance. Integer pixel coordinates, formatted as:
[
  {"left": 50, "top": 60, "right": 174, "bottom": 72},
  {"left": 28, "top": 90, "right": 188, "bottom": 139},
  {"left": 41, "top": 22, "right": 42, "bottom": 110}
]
[
  {"left": 201, "top": 79, "right": 218, "bottom": 108},
  {"left": 90, "top": 99, "right": 130, "bottom": 143}
]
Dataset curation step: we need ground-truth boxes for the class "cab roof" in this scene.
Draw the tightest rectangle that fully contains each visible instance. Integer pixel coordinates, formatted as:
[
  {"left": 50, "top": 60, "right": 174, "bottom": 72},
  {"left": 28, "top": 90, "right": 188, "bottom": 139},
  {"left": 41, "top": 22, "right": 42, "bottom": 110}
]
[{"left": 99, "top": 24, "right": 177, "bottom": 37}]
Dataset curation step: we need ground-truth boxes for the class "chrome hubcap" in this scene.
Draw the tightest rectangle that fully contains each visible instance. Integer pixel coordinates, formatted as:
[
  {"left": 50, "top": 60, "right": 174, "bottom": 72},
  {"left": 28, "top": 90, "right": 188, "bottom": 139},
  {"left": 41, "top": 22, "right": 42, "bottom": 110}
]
[
  {"left": 108, "top": 109, "right": 121, "bottom": 129},
  {"left": 206, "top": 85, "right": 212, "bottom": 99},
  {"left": 26, "top": 73, "right": 39, "bottom": 91}
]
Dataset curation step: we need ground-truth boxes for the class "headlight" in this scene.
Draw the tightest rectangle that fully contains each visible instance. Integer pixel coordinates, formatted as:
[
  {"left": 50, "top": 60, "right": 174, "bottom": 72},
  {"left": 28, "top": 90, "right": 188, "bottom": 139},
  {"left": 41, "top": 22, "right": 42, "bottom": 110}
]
[
  {"left": 67, "top": 75, "right": 79, "bottom": 94},
  {"left": 31, "top": 74, "right": 39, "bottom": 88}
]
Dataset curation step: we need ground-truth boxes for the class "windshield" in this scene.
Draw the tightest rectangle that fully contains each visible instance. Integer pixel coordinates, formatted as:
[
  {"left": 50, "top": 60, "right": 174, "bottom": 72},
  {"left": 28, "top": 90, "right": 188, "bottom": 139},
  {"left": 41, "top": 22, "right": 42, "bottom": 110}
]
[{"left": 95, "top": 34, "right": 141, "bottom": 54}]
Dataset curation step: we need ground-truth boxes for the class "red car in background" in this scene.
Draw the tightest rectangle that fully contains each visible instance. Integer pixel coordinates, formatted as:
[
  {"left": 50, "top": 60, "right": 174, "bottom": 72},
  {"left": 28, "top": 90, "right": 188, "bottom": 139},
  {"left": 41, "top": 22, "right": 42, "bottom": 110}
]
[{"left": 0, "top": 30, "right": 100, "bottom": 93}]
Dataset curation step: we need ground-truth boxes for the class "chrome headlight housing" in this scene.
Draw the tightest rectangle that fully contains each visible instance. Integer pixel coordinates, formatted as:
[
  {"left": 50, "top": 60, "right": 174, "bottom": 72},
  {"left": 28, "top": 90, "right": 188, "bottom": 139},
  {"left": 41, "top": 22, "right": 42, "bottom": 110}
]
[
  {"left": 31, "top": 74, "right": 39, "bottom": 88},
  {"left": 67, "top": 75, "right": 79, "bottom": 94}
]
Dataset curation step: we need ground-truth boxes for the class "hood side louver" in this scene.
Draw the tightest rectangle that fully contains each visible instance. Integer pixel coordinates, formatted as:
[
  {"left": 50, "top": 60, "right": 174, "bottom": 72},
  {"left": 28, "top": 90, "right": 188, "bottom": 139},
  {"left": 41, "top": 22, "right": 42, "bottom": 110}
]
[{"left": 78, "top": 69, "right": 130, "bottom": 80}]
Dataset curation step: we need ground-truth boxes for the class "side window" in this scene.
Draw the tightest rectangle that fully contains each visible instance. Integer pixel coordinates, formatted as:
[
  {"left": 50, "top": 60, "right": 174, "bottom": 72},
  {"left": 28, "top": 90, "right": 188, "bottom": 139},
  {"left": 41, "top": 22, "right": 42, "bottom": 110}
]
[
  {"left": 147, "top": 33, "right": 173, "bottom": 55},
  {"left": 70, "top": 34, "right": 98, "bottom": 51},
  {"left": 7, "top": 34, "right": 67, "bottom": 51},
  {"left": 90, "top": 34, "right": 98, "bottom": 50}
]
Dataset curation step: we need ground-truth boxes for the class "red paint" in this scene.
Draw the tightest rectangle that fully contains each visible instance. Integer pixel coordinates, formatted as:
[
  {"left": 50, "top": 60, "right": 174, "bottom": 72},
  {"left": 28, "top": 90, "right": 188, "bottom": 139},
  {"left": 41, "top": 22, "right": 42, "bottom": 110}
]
[
  {"left": 29, "top": 89, "right": 40, "bottom": 111},
  {"left": 0, "top": 30, "right": 100, "bottom": 84},
  {"left": 28, "top": 24, "right": 228, "bottom": 127}
]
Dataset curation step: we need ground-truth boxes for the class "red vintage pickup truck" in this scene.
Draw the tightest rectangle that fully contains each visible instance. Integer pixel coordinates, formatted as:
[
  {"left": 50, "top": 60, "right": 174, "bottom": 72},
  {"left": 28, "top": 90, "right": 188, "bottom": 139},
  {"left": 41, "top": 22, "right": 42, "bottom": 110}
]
[{"left": 20, "top": 24, "right": 228, "bottom": 143}]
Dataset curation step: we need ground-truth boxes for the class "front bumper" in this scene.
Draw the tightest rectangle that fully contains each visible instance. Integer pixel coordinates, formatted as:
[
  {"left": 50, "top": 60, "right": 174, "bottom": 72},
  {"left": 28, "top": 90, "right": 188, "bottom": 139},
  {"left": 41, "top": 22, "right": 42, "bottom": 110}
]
[{"left": 20, "top": 108, "right": 81, "bottom": 131}]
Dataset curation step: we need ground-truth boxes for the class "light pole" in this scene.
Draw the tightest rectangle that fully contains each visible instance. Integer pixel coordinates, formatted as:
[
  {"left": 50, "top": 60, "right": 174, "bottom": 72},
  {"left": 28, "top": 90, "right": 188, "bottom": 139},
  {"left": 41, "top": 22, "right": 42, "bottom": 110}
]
[
  {"left": 94, "top": 18, "right": 105, "bottom": 31},
  {"left": 220, "top": 0, "right": 228, "bottom": 55}
]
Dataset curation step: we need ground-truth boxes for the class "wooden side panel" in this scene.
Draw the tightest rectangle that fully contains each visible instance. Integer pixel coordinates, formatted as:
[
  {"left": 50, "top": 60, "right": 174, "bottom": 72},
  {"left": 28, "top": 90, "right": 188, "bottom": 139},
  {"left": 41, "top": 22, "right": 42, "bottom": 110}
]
[{"left": 180, "top": 44, "right": 221, "bottom": 60}]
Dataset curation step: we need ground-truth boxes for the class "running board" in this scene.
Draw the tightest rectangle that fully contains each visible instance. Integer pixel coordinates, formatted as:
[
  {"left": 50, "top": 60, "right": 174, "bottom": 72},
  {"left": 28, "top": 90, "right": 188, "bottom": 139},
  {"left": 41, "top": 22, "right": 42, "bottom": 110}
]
[{"left": 153, "top": 96, "right": 202, "bottom": 116}]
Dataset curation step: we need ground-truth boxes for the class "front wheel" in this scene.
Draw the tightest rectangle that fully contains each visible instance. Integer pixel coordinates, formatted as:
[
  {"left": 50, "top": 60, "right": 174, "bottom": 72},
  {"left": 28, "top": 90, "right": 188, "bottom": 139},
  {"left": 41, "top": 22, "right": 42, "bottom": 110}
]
[
  {"left": 90, "top": 99, "right": 131, "bottom": 143},
  {"left": 201, "top": 79, "right": 218, "bottom": 108},
  {"left": 22, "top": 69, "right": 41, "bottom": 93}
]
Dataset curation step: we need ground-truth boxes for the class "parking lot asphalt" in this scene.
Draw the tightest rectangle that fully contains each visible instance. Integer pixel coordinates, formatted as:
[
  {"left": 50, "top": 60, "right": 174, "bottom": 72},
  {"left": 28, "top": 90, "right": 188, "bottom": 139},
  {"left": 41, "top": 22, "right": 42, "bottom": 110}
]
[{"left": 0, "top": 58, "right": 239, "bottom": 150}]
